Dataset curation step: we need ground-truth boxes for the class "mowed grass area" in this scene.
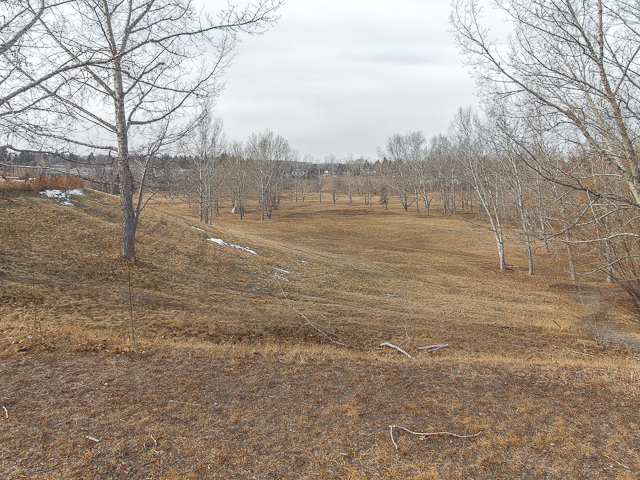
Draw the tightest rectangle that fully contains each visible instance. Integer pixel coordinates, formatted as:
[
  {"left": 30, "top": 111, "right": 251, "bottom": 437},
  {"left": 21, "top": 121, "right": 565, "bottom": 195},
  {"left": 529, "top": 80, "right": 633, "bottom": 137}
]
[{"left": 1, "top": 187, "right": 639, "bottom": 479}]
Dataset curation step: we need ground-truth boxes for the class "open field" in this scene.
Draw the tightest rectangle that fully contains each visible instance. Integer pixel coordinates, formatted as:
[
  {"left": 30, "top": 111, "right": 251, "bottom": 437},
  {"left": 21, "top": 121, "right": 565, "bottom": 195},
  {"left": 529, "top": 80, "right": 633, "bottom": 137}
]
[{"left": 2, "top": 187, "right": 640, "bottom": 478}]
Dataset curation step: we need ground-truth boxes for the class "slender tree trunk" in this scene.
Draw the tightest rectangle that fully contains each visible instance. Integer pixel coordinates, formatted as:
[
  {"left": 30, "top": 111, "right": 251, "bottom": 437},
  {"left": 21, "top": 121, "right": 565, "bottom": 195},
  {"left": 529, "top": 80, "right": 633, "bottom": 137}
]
[
  {"left": 114, "top": 59, "right": 137, "bottom": 259},
  {"left": 524, "top": 227, "right": 533, "bottom": 275},
  {"left": 565, "top": 231, "right": 577, "bottom": 281},
  {"left": 605, "top": 240, "right": 614, "bottom": 283},
  {"left": 119, "top": 156, "right": 137, "bottom": 259},
  {"left": 540, "top": 215, "right": 550, "bottom": 253}
]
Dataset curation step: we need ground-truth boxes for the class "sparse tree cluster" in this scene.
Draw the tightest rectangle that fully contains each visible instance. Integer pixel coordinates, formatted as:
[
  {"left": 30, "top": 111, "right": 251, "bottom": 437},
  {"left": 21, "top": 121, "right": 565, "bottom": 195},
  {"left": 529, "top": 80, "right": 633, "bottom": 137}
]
[{"left": 448, "top": 0, "right": 640, "bottom": 305}]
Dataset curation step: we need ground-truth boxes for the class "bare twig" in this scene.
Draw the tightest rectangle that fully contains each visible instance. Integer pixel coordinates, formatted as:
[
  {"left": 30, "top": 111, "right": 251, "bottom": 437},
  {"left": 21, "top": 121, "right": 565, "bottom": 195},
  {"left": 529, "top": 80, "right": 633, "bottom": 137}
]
[
  {"left": 86, "top": 435, "right": 100, "bottom": 443},
  {"left": 399, "top": 326, "right": 411, "bottom": 348},
  {"left": 2, "top": 406, "right": 8, "bottom": 419},
  {"left": 389, "top": 425, "right": 481, "bottom": 450},
  {"left": 418, "top": 344, "right": 449, "bottom": 354},
  {"left": 275, "top": 280, "right": 362, "bottom": 349},
  {"left": 602, "top": 452, "right": 630, "bottom": 470},
  {"left": 379, "top": 342, "right": 414, "bottom": 359}
]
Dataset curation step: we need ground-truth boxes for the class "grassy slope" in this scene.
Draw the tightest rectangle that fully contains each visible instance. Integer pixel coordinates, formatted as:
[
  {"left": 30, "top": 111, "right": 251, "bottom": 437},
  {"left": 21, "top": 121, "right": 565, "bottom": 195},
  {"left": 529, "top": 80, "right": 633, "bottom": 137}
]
[{"left": 1, "top": 188, "right": 639, "bottom": 479}]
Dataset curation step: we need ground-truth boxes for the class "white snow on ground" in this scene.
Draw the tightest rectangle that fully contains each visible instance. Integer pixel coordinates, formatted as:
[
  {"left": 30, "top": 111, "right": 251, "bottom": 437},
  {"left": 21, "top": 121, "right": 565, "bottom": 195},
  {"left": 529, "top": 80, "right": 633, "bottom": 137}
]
[
  {"left": 272, "top": 267, "right": 298, "bottom": 282},
  {"left": 40, "top": 189, "right": 84, "bottom": 206},
  {"left": 207, "top": 237, "right": 257, "bottom": 255},
  {"left": 230, "top": 244, "right": 257, "bottom": 255},
  {"left": 191, "top": 226, "right": 205, "bottom": 232}
]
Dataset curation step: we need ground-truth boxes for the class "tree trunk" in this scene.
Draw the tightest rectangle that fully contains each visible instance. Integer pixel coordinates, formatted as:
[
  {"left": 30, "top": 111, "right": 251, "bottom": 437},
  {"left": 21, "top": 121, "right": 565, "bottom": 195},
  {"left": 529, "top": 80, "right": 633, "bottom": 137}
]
[
  {"left": 565, "top": 231, "right": 577, "bottom": 281},
  {"left": 113, "top": 55, "right": 137, "bottom": 260},
  {"left": 119, "top": 157, "right": 137, "bottom": 259}
]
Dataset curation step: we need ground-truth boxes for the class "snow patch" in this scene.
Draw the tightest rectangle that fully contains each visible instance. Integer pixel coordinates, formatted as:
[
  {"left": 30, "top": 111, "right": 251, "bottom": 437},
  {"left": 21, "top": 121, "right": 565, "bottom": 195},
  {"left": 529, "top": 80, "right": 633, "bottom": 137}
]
[
  {"left": 208, "top": 238, "right": 228, "bottom": 246},
  {"left": 230, "top": 244, "right": 257, "bottom": 255},
  {"left": 207, "top": 238, "right": 257, "bottom": 255},
  {"left": 40, "top": 189, "right": 84, "bottom": 206},
  {"left": 272, "top": 267, "right": 297, "bottom": 282},
  {"left": 191, "top": 226, "right": 205, "bottom": 232}
]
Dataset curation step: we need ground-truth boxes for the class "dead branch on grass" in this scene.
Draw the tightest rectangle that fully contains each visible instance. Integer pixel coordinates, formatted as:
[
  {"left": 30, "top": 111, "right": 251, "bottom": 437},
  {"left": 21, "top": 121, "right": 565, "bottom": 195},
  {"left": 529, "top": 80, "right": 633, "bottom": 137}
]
[
  {"left": 418, "top": 344, "right": 449, "bottom": 354},
  {"left": 389, "top": 425, "right": 481, "bottom": 450},
  {"left": 85, "top": 435, "right": 100, "bottom": 443},
  {"left": 379, "top": 342, "right": 414, "bottom": 359},
  {"left": 399, "top": 326, "right": 411, "bottom": 348},
  {"left": 277, "top": 283, "right": 450, "bottom": 358},
  {"left": 275, "top": 280, "right": 363, "bottom": 349},
  {"left": 602, "top": 452, "right": 630, "bottom": 470},
  {"left": 3, "top": 405, "right": 8, "bottom": 419}
]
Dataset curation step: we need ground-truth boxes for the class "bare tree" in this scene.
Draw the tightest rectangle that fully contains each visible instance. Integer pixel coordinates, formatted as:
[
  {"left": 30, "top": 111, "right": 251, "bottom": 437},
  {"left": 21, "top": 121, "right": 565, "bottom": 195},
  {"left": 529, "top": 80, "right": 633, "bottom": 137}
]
[
  {"left": 451, "top": 107, "right": 509, "bottom": 270},
  {"left": 379, "top": 133, "right": 427, "bottom": 212},
  {"left": 0, "top": 0, "right": 93, "bottom": 144},
  {"left": 324, "top": 154, "right": 342, "bottom": 204},
  {"left": 313, "top": 161, "right": 324, "bottom": 203},
  {"left": 246, "top": 129, "right": 291, "bottom": 220},
  {"left": 452, "top": 0, "right": 640, "bottom": 301},
  {"left": 225, "top": 140, "right": 248, "bottom": 219},
  {"left": 343, "top": 154, "right": 355, "bottom": 204},
  {"left": 4, "top": 0, "right": 281, "bottom": 259},
  {"left": 183, "top": 106, "right": 227, "bottom": 223}
]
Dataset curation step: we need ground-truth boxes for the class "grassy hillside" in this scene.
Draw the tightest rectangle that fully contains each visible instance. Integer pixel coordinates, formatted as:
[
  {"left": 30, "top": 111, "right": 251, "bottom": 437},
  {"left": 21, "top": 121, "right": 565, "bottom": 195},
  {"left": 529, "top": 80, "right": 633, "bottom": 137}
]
[{"left": 1, "top": 187, "right": 639, "bottom": 479}]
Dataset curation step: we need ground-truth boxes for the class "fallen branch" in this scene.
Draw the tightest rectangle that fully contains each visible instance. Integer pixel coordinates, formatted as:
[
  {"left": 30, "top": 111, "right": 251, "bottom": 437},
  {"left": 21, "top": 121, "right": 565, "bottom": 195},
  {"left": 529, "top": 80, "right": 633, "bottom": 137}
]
[
  {"left": 2, "top": 406, "right": 7, "bottom": 419},
  {"left": 379, "top": 342, "right": 414, "bottom": 359},
  {"left": 276, "top": 280, "right": 362, "bottom": 349},
  {"left": 389, "top": 425, "right": 481, "bottom": 450},
  {"left": 602, "top": 452, "right": 630, "bottom": 470},
  {"left": 418, "top": 344, "right": 449, "bottom": 354},
  {"left": 86, "top": 435, "right": 101, "bottom": 443}
]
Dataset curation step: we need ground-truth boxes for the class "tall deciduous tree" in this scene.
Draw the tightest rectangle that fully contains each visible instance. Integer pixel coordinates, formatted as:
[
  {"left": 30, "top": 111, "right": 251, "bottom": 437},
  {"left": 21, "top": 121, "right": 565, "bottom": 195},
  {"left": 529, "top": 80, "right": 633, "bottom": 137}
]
[
  {"left": 452, "top": 0, "right": 640, "bottom": 303},
  {"left": 246, "top": 129, "right": 291, "bottom": 220},
  {"left": 183, "top": 106, "right": 227, "bottom": 224},
  {"left": 4, "top": 0, "right": 281, "bottom": 258}
]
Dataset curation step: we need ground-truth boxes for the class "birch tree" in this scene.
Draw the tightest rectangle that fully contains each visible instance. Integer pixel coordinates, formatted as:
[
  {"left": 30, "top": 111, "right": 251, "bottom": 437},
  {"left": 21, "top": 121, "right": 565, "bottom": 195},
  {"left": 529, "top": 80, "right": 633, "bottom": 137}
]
[
  {"left": 452, "top": 0, "right": 640, "bottom": 301},
  {"left": 246, "top": 129, "right": 291, "bottom": 220},
  {"left": 451, "top": 107, "right": 509, "bottom": 270},
  {"left": 225, "top": 140, "right": 247, "bottom": 219},
  {"left": 183, "top": 108, "right": 227, "bottom": 223}
]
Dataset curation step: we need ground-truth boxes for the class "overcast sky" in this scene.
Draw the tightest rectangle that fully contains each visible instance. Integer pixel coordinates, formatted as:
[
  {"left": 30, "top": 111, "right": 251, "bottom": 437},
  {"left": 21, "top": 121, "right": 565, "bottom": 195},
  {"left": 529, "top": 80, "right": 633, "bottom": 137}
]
[{"left": 214, "top": 0, "right": 480, "bottom": 161}]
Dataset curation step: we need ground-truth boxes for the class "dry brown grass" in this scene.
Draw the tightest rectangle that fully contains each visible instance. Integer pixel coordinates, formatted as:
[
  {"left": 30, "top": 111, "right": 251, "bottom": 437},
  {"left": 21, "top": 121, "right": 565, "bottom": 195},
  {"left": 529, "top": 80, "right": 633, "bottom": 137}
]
[
  {"left": 0, "top": 173, "right": 84, "bottom": 192},
  {"left": 1, "top": 188, "right": 639, "bottom": 478}
]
